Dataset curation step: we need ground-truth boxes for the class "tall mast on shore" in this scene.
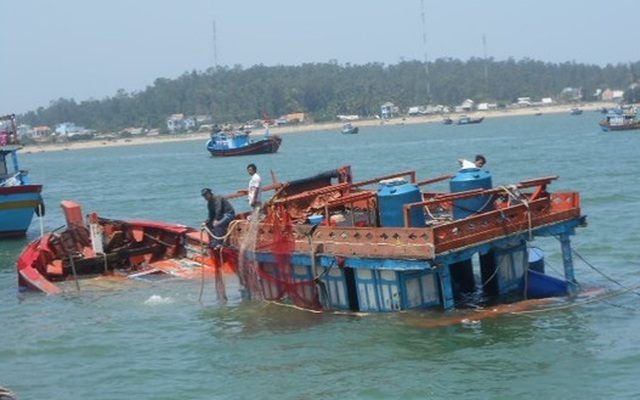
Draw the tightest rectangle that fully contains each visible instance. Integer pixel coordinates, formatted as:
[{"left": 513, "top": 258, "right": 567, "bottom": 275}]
[
  {"left": 421, "top": 0, "right": 431, "bottom": 101},
  {"left": 212, "top": 19, "right": 218, "bottom": 69},
  {"left": 483, "top": 34, "right": 489, "bottom": 89}
]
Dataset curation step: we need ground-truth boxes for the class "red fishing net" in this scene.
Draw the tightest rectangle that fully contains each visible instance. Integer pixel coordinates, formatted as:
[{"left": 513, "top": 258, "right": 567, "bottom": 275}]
[{"left": 239, "top": 207, "right": 322, "bottom": 311}]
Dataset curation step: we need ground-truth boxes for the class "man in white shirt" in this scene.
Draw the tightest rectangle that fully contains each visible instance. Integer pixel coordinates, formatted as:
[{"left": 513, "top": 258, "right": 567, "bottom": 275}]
[
  {"left": 458, "top": 154, "right": 486, "bottom": 170},
  {"left": 247, "top": 163, "right": 262, "bottom": 213}
]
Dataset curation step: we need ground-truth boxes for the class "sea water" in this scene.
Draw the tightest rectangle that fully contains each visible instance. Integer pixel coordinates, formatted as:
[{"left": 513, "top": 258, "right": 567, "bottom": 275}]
[{"left": 2, "top": 112, "right": 640, "bottom": 399}]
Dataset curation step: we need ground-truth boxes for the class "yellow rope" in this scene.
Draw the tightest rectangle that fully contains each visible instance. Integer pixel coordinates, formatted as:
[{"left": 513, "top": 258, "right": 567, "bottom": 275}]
[
  {"left": 201, "top": 219, "right": 241, "bottom": 243},
  {"left": 498, "top": 185, "right": 533, "bottom": 240},
  {"left": 198, "top": 226, "right": 230, "bottom": 304},
  {"left": 511, "top": 283, "right": 640, "bottom": 315}
]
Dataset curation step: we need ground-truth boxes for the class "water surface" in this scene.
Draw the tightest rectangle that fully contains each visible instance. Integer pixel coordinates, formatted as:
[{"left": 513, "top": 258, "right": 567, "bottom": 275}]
[{"left": 2, "top": 112, "right": 639, "bottom": 399}]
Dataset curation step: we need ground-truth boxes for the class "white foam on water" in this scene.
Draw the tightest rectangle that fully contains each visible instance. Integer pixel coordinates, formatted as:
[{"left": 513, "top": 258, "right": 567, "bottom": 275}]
[{"left": 144, "top": 294, "right": 174, "bottom": 305}]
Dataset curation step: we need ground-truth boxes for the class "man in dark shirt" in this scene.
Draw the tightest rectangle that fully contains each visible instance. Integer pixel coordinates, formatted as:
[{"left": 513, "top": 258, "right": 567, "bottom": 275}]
[{"left": 201, "top": 188, "right": 236, "bottom": 248}]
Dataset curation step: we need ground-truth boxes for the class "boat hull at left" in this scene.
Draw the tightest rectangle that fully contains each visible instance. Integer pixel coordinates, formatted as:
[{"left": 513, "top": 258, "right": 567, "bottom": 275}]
[
  {"left": 1, "top": 114, "right": 45, "bottom": 238},
  {"left": 0, "top": 184, "right": 44, "bottom": 238},
  {"left": 16, "top": 200, "right": 234, "bottom": 294}
]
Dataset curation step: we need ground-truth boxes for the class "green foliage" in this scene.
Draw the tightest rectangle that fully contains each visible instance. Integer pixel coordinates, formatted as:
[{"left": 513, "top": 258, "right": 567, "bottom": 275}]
[{"left": 17, "top": 59, "right": 640, "bottom": 132}]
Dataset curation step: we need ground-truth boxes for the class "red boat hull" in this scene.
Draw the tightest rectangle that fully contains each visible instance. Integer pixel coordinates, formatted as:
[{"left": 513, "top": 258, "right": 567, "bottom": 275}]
[{"left": 16, "top": 200, "right": 235, "bottom": 294}]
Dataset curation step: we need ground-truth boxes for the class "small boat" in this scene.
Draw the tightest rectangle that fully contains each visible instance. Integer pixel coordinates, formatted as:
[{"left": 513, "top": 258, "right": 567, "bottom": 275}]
[
  {"left": 206, "top": 123, "right": 281, "bottom": 157},
  {"left": 599, "top": 106, "right": 640, "bottom": 132},
  {"left": 17, "top": 200, "right": 231, "bottom": 294},
  {"left": 570, "top": 107, "right": 583, "bottom": 115},
  {"left": 341, "top": 122, "right": 359, "bottom": 134},
  {"left": 457, "top": 115, "right": 484, "bottom": 125},
  {"left": 1, "top": 114, "right": 45, "bottom": 238},
  {"left": 442, "top": 117, "right": 454, "bottom": 125}
]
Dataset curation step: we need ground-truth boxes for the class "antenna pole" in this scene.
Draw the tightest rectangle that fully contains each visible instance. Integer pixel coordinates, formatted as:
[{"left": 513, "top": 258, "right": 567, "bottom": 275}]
[
  {"left": 212, "top": 20, "right": 218, "bottom": 69},
  {"left": 483, "top": 34, "right": 489, "bottom": 89},
  {"left": 421, "top": 0, "right": 430, "bottom": 101}
]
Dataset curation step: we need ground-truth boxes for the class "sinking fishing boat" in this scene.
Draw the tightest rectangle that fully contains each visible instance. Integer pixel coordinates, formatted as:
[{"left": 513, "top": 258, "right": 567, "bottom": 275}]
[
  {"left": 17, "top": 200, "right": 231, "bottom": 294},
  {"left": 217, "top": 164, "right": 586, "bottom": 313},
  {"left": 1, "top": 114, "right": 45, "bottom": 238},
  {"left": 205, "top": 124, "right": 282, "bottom": 156}
]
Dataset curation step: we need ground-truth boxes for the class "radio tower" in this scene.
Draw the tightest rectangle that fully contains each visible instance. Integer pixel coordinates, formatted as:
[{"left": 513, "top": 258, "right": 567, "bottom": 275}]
[
  {"left": 421, "top": 0, "right": 431, "bottom": 101},
  {"left": 483, "top": 34, "right": 489, "bottom": 88},
  {"left": 212, "top": 20, "right": 218, "bottom": 69}
]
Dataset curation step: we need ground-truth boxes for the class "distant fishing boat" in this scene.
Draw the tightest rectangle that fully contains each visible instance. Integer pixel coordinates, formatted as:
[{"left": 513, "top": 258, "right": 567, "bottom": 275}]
[
  {"left": 599, "top": 106, "right": 640, "bottom": 132},
  {"left": 457, "top": 115, "right": 484, "bottom": 125},
  {"left": 1, "top": 114, "right": 45, "bottom": 238},
  {"left": 341, "top": 122, "right": 359, "bottom": 134},
  {"left": 205, "top": 123, "right": 281, "bottom": 157},
  {"left": 570, "top": 107, "right": 583, "bottom": 115}
]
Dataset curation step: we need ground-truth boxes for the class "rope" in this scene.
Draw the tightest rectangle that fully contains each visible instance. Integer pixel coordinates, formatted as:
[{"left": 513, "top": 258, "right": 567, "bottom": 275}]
[
  {"left": 37, "top": 202, "right": 45, "bottom": 237},
  {"left": 264, "top": 299, "right": 372, "bottom": 316},
  {"left": 201, "top": 219, "right": 242, "bottom": 243},
  {"left": 68, "top": 255, "right": 80, "bottom": 291},
  {"left": 0, "top": 173, "right": 21, "bottom": 187},
  {"left": 424, "top": 204, "right": 450, "bottom": 223},
  {"left": 498, "top": 185, "right": 533, "bottom": 241},
  {"left": 198, "top": 226, "right": 229, "bottom": 304},
  {"left": 305, "top": 227, "right": 334, "bottom": 311},
  {"left": 216, "top": 248, "right": 228, "bottom": 303},
  {"left": 562, "top": 238, "right": 640, "bottom": 297},
  {"left": 198, "top": 228, "right": 206, "bottom": 303},
  {"left": 511, "top": 282, "right": 640, "bottom": 315},
  {"left": 480, "top": 259, "right": 502, "bottom": 287}
]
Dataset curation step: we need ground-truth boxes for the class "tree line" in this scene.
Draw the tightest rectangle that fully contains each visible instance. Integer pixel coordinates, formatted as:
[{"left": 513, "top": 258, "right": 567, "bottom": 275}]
[{"left": 19, "top": 58, "right": 640, "bottom": 133}]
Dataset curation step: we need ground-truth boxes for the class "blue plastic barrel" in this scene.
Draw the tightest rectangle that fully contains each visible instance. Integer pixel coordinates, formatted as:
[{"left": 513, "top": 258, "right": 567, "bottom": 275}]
[
  {"left": 377, "top": 179, "right": 425, "bottom": 227},
  {"left": 449, "top": 168, "right": 493, "bottom": 219}
]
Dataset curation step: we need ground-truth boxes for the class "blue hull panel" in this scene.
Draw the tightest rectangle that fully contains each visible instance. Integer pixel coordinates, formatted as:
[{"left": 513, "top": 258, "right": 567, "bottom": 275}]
[{"left": 0, "top": 191, "right": 40, "bottom": 237}]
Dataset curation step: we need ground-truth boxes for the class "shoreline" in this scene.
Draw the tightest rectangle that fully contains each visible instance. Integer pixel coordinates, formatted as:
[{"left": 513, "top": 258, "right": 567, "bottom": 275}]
[{"left": 22, "top": 102, "right": 616, "bottom": 153}]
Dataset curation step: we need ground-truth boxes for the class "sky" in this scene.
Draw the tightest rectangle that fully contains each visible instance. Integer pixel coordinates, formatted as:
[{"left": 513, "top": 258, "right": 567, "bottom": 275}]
[{"left": 2, "top": 0, "right": 639, "bottom": 114}]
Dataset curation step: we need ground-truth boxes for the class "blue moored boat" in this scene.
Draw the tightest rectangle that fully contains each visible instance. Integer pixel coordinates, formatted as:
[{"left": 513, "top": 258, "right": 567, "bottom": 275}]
[
  {"left": 206, "top": 123, "right": 282, "bottom": 157},
  {"left": 599, "top": 106, "right": 640, "bottom": 132},
  {"left": 1, "top": 114, "right": 45, "bottom": 238}
]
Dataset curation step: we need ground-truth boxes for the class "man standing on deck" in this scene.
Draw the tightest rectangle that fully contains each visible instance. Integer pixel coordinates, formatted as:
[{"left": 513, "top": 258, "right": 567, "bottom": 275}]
[{"left": 247, "top": 163, "right": 262, "bottom": 214}]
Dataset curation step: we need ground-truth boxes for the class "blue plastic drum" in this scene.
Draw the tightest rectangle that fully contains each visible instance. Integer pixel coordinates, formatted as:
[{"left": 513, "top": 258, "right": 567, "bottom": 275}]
[
  {"left": 377, "top": 179, "right": 426, "bottom": 227},
  {"left": 449, "top": 168, "right": 493, "bottom": 220}
]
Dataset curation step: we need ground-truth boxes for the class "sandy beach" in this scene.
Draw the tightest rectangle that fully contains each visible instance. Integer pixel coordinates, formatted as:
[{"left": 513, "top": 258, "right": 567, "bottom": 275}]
[{"left": 23, "top": 102, "right": 616, "bottom": 153}]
